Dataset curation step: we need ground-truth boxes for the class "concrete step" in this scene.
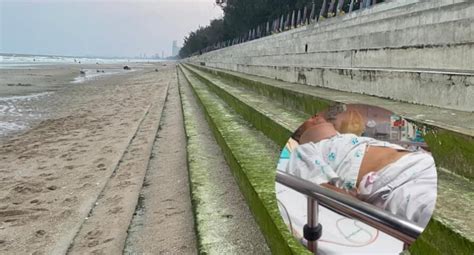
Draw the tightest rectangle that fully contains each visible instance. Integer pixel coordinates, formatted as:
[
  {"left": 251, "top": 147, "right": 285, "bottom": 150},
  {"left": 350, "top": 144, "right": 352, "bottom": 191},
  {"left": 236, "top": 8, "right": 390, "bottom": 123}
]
[
  {"left": 187, "top": 64, "right": 474, "bottom": 178},
  {"left": 178, "top": 65, "right": 311, "bottom": 254},
  {"left": 208, "top": 62, "right": 474, "bottom": 112},
  {"left": 182, "top": 63, "right": 474, "bottom": 255},
  {"left": 182, "top": 63, "right": 308, "bottom": 147},
  {"left": 246, "top": 0, "right": 472, "bottom": 53},
  {"left": 177, "top": 67, "right": 271, "bottom": 254},
  {"left": 308, "top": 0, "right": 467, "bottom": 35},
  {"left": 123, "top": 74, "right": 197, "bottom": 254},
  {"left": 292, "top": 2, "right": 472, "bottom": 49},
  {"left": 245, "top": 40, "right": 473, "bottom": 71},
  {"left": 202, "top": 1, "right": 473, "bottom": 71}
]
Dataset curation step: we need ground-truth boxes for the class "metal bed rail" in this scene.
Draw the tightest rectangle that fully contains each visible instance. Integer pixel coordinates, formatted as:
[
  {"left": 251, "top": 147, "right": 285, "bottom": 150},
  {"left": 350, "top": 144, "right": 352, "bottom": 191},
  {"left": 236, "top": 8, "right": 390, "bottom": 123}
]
[{"left": 276, "top": 171, "right": 423, "bottom": 252}]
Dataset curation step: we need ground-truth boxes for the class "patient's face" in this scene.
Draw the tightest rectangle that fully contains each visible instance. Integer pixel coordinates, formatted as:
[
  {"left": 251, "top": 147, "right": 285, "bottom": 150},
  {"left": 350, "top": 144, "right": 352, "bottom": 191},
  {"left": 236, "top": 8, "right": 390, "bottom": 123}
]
[{"left": 293, "top": 115, "right": 327, "bottom": 141}]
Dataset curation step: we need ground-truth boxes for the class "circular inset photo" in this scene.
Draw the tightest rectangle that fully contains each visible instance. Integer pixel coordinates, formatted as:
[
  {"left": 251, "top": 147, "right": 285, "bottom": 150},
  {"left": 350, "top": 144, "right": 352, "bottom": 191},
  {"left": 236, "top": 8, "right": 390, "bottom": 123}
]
[{"left": 276, "top": 103, "right": 437, "bottom": 254}]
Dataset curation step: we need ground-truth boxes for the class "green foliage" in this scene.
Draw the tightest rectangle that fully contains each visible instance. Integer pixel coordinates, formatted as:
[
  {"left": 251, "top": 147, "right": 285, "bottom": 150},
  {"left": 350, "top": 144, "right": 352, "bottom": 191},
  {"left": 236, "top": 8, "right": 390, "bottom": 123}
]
[{"left": 179, "top": 19, "right": 224, "bottom": 58}]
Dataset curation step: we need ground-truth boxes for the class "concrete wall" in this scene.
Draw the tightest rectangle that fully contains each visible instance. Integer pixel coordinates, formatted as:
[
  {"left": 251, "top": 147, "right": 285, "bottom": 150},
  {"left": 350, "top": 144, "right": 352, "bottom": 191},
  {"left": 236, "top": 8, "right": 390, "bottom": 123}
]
[{"left": 187, "top": 0, "right": 474, "bottom": 112}]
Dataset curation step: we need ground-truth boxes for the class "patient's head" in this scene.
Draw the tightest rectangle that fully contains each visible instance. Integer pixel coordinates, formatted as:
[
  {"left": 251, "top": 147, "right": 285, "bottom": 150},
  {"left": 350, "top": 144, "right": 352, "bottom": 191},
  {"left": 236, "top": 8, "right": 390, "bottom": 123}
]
[
  {"left": 332, "top": 109, "right": 365, "bottom": 136},
  {"left": 299, "top": 115, "right": 338, "bottom": 144},
  {"left": 291, "top": 105, "right": 365, "bottom": 143}
]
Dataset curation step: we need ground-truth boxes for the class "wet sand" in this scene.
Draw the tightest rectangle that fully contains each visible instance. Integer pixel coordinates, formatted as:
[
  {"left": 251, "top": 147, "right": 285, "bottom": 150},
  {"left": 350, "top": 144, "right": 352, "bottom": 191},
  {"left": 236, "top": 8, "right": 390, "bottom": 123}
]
[
  {"left": 0, "top": 62, "right": 174, "bottom": 254},
  {"left": 0, "top": 63, "right": 141, "bottom": 139}
]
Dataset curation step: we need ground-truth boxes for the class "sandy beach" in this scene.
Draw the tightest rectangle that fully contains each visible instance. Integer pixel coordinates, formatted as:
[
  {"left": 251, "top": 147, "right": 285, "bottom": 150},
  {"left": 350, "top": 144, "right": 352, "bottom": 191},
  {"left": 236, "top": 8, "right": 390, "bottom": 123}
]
[{"left": 0, "top": 62, "right": 177, "bottom": 254}]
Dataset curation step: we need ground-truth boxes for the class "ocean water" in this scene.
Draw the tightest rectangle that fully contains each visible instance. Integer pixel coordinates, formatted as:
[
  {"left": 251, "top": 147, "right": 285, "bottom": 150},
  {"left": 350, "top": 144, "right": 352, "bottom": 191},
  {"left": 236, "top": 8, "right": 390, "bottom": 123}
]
[
  {"left": 0, "top": 53, "right": 163, "bottom": 69},
  {"left": 0, "top": 92, "right": 53, "bottom": 138}
]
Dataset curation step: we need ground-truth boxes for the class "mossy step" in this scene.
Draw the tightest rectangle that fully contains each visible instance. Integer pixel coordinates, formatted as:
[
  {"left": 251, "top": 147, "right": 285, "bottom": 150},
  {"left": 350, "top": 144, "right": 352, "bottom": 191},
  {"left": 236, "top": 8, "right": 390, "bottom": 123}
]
[
  {"left": 187, "top": 64, "right": 474, "bottom": 182},
  {"left": 178, "top": 65, "right": 311, "bottom": 254},
  {"left": 183, "top": 64, "right": 474, "bottom": 255},
  {"left": 181, "top": 64, "right": 308, "bottom": 148},
  {"left": 177, "top": 68, "right": 271, "bottom": 254},
  {"left": 414, "top": 168, "right": 474, "bottom": 255}
]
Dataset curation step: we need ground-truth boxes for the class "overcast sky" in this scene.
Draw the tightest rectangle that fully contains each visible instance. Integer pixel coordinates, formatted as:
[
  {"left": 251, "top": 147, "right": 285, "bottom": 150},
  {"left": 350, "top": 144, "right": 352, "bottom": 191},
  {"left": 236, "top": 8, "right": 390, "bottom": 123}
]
[{"left": 0, "top": 0, "right": 223, "bottom": 57}]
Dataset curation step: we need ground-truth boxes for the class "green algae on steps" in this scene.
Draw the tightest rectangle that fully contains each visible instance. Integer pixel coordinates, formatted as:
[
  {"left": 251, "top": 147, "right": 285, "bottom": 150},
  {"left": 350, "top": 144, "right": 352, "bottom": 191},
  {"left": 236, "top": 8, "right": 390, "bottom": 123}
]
[
  {"left": 179, "top": 65, "right": 311, "bottom": 255},
  {"left": 410, "top": 168, "right": 474, "bottom": 255},
  {"left": 423, "top": 128, "right": 474, "bottom": 180},
  {"left": 182, "top": 64, "right": 474, "bottom": 254},
  {"left": 178, "top": 70, "right": 233, "bottom": 254},
  {"left": 411, "top": 218, "right": 474, "bottom": 255},
  {"left": 187, "top": 64, "right": 332, "bottom": 117},
  {"left": 187, "top": 64, "right": 474, "bottom": 181},
  {"left": 182, "top": 64, "right": 307, "bottom": 148},
  {"left": 177, "top": 69, "right": 271, "bottom": 254},
  {"left": 413, "top": 169, "right": 474, "bottom": 254}
]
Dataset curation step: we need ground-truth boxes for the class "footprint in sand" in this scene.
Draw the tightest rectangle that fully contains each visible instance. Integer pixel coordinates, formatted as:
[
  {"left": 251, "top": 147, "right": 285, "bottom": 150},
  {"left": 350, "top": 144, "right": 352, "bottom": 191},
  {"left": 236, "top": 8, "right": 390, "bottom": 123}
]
[
  {"left": 103, "top": 238, "right": 114, "bottom": 243},
  {"left": 62, "top": 196, "right": 78, "bottom": 204},
  {"left": 101, "top": 146, "right": 113, "bottom": 154},
  {"left": 87, "top": 240, "right": 100, "bottom": 248},
  {"left": 17, "top": 155, "right": 32, "bottom": 160},
  {"left": 80, "top": 174, "right": 93, "bottom": 181},
  {"left": 46, "top": 185, "right": 58, "bottom": 191},
  {"left": 96, "top": 163, "right": 106, "bottom": 171},
  {"left": 12, "top": 183, "right": 43, "bottom": 194},
  {"left": 35, "top": 230, "right": 46, "bottom": 238},
  {"left": 30, "top": 199, "right": 41, "bottom": 204},
  {"left": 86, "top": 230, "right": 103, "bottom": 239},
  {"left": 45, "top": 176, "right": 59, "bottom": 181}
]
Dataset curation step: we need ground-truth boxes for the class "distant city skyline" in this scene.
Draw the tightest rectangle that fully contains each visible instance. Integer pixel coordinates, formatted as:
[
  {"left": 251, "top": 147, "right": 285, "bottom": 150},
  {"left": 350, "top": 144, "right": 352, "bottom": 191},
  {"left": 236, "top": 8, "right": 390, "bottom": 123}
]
[
  {"left": 0, "top": 0, "right": 223, "bottom": 58},
  {"left": 172, "top": 40, "right": 180, "bottom": 57}
]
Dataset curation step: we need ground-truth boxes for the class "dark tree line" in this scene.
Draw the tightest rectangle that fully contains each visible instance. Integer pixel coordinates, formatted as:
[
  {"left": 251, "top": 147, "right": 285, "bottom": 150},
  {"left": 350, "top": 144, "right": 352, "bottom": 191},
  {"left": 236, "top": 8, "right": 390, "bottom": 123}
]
[{"left": 179, "top": 0, "right": 383, "bottom": 58}]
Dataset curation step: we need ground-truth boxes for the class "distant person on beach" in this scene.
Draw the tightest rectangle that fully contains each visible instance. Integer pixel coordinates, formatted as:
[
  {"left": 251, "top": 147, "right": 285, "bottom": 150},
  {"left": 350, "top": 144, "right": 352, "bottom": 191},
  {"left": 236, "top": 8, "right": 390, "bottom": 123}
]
[{"left": 285, "top": 113, "right": 436, "bottom": 227}]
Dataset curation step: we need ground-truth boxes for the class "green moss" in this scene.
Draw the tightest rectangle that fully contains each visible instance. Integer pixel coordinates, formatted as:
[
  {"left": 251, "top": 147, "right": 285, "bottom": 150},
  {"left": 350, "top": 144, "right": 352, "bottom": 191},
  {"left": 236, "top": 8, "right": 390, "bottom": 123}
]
[
  {"left": 183, "top": 65, "right": 306, "bottom": 148},
  {"left": 423, "top": 128, "right": 474, "bottom": 180},
  {"left": 189, "top": 64, "right": 332, "bottom": 116},
  {"left": 410, "top": 218, "right": 474, "bottom": 255},
  {"left": 179, "top": 65, "right": 311, "bottom": 255}
]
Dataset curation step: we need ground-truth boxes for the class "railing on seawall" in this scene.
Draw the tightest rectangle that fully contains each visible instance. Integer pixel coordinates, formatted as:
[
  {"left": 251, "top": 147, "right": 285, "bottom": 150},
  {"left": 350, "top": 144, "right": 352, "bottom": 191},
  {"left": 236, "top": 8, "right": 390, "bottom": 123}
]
[
  {"left": 276, "top": 171, "right": 423, "bottom": 253},
  {"left": 192, "top": 0, "right": 384, "bottom": 57}
]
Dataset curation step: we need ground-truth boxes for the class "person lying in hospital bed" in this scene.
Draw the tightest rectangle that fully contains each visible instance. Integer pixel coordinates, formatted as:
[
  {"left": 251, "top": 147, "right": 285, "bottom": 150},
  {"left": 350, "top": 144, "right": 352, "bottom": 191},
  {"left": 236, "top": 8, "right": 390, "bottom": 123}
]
[{"left": 285, "top": 113, "right": 437, "bottom": 228}]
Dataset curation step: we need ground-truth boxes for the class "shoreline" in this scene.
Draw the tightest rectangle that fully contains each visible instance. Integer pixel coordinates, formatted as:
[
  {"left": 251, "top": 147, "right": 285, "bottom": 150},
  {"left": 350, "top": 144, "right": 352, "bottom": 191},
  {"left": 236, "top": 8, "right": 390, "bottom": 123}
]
[{"left": 0, "top": 62, "right": 162, "bottom": 140}]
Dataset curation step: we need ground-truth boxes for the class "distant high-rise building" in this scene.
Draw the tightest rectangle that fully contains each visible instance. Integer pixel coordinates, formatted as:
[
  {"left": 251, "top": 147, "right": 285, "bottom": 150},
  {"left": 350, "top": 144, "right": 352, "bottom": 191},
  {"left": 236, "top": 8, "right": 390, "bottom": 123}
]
[{"left": 172, "top": 40, "right": 181, "bottom": 57}]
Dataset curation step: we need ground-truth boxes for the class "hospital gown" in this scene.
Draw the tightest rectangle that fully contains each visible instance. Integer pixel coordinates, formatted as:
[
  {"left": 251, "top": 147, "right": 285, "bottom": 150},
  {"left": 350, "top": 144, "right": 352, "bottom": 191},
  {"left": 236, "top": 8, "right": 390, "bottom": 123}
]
[{"left": 285, "top": 133, "right": 436, "bottom": 227}]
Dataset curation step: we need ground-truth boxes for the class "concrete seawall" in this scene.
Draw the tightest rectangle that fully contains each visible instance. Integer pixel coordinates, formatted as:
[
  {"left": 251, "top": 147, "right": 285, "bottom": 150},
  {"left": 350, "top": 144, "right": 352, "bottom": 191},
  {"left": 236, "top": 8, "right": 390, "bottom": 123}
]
[{"left": 187, "top": 0, "right": 474, "bottom": 112}]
